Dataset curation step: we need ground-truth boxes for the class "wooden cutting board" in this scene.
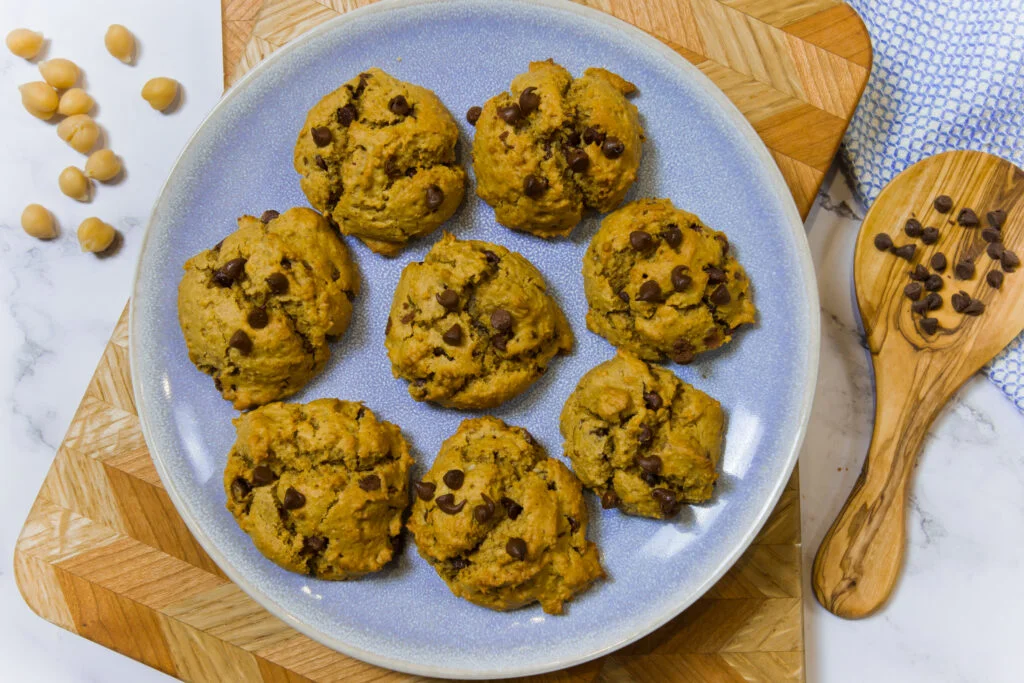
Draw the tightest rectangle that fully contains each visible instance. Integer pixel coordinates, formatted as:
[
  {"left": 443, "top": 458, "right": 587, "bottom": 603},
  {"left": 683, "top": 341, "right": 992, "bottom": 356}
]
[{"left": 15, "top": 1, "right": 871, "bottom": 680}]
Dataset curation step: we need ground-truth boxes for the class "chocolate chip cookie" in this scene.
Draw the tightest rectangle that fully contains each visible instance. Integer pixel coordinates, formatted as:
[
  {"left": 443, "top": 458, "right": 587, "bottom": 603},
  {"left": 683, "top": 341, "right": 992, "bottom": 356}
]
[
  {"left": 178, "top": 207, "right": 359, "bottom": 410},
  {"left": 408, "top": 416, "right": 604, "bottom": 614},
  {"left": 294, "top": 68, "right": 467, "bottom": 256},
  {"left": 472, "top": 59, "right": 643, "bottom": 238},
  {"left": 583, "top": 198, "right": 756, "bottom": 363},
  {"left": 560, "top": 351, "right": 724, "bottom": 518},
  {"left": 224, "top": 399, "right": 413, "bottom": 579},
  {"left": 384, "top": 233, "right": 572, "bottom": 409}
]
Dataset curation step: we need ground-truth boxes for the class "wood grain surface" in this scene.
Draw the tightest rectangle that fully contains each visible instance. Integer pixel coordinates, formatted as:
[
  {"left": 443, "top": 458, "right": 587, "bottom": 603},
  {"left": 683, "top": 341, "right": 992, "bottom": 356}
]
[
  {"left": 813, "top": 151, "right": 1024, "bottom": 619},
  {"left": 15, "top": 1, "right": 872, "bottom": 680}
]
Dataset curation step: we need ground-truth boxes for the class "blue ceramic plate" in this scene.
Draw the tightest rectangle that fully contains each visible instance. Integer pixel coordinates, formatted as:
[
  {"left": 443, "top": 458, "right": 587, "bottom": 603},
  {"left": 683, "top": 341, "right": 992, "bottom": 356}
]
[{"left": 131, "top": 0, "right": 819, "bottom": 677}]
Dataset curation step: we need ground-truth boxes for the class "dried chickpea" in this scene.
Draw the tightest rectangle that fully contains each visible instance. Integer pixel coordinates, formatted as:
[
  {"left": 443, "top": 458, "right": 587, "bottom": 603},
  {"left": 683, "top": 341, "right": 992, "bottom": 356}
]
[
  {"left": 58, "top": 88, "right": 93, "bottom": 116},
  {"left": 85, "top": 149, "right": 122, "bottom": 181},
  {"left": 77, "top": 217, "right": 117, "bottom": 253},
  {"left": 104, "top": 24, "right": 135, "bottom": 63},
  {"left": 6, "top": 29, "right": 43, "bottom": 59},
  {"left": 59, "top": 166, "right": 91, "bottom": 201},
  {"left": 141, "top": 77, "right": 178, "bottom": 111},
  {"left": 57, "top": 114, "right": 100, "bottom": 154},
  {"left": 21, "top": 204, "right": 57, "bottom": 240},
  {"left": 39, "top": 58, "right": 79, "bottom": 89},
  {"left": 19, "top": 81, "right": 59, "bottom": 120}
]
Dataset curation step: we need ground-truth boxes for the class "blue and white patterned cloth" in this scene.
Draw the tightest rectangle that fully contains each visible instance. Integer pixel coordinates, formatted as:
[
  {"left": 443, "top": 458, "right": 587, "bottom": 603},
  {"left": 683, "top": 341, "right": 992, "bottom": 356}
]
[{"left": 841, "top": 0, "right": 1024, "bottom": 412}]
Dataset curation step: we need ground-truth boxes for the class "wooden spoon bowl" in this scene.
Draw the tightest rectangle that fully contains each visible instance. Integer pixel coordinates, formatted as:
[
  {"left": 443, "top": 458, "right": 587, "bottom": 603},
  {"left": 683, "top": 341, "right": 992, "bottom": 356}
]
[{"left": 813, "top": 150, "right": 1024, "bottom": 619}]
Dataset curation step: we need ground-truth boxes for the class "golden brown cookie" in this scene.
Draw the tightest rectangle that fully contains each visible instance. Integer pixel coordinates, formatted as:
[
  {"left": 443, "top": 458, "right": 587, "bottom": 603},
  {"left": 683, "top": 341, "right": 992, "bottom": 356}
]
[
  {"left": 177, "top": 207, "right": 359, "bottom": 410},
  {"left": 384, "top": 233, "right": 572, "bottom": 409},
  {"left": 224, "top": 399, "right": 413, "bottom": 579},
  {"left": 408, "top": 416, "right": 604, "bottom": 614},
  {"left": 472, "top": 60, "right": 643, "bottom": 238},
  {"left": 560, "top": 351, "right": 724, "bottom": 519},
  {"left": 583, "top": 198, "right": 756, "bottom": 363},
  {"left": 294, "top": 68, "right": 466, "bottom": 256}
]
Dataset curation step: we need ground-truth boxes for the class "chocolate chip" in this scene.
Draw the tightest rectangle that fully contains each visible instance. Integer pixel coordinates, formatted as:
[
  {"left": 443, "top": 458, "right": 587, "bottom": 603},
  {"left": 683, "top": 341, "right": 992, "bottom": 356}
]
[
  {"left": 986, "top": 270, "right": 1004, "bottom": 289},
  {"left": 498, "top": 103, "right": 522, "bottom": 124},
  {"left": 637, "top": 454, "right": 662, "bottom": 474},
  {"left": 252, "top": 465, "right": 275, "bottom": 486},
  {"left": 425, "top": 185, "right": 444, "bottom": 211},
  {"left": 388, "top": 95, "right": 411, "bottom": 116},
  {"left": 874, "top": 233, "right": 893, "bottom": 251},
  {"left": 414, "top": 480, "right": 436, "bottom": 501},
  {"left": 964, "top": 299, "right": 985, "bottom": 316},
  {"left": 951, "top": 291, "right": 971, "bottom": 312},
  {"left": 385, "top": 156, "right": 401, "bottom": 179},
  {"left": 315, "top": 154, "right": 327, "bottom": 171},
  {"left": 924, "top": 274, "right": 943, "bottom": 292},
  {"left": 957, "top": 208, "right": 980, "bottom": 227},
  {"left": 500, "top": 496, "right": 523, "bottom": 520},
  {"left": 602, "top": 137, "right": 625, "bottom": 159},
  {"left": 400, "top": 311, "right": 415, "bottom": 324},
  {"left": 265, "top": 272, "right": 289, "bottom": 295},
  {"left": 925, "top": 292, "right": 942, "bottom": 310},
  {"left": 582, "top": 126, "right": 605, "bottom": 145},
  {"left": 213, "top": 258, "right": 246, "bottom": 287},
  {"left": 230, "top": 477, "right": 251, "bottom": 501},
  {"left": 442, "top": 324, "right": 463, "bottom": 345},
  {"left": 466, "top": 106, "right": 482, "bottom": 125},
  {"left": 443, "top": 469, "right": 465, "bottom": 490},
  {"left": 301, "top": 536, "right": 327, "bottom": 555},
  {"left": 567, "top": 516, "right": 580, "bottom": 533},
  {"left": 1001, "top": 250, "right": 1019, "bottom": 271},
  {"left": 518, "top": 87, "right": 540, "bottom": 114},
  {"left": 920, "top": 317, "right": 939, "bottom": 335},
  {"left": 643, "top": 390, "right": 663, "bottom": 410},
  {"left": 487, "top": 309, "right": 512, "bottom": 334},
  {"left": 671, "top": 266, "right": 692, "bottom": 292},
  {"left": 890, "top": 244, "right": 916, "bottom": 260},
  {"left": 710, "top": 284, "right": 731, "bottom": 307},
  {"left": 229, "top": 330, "right": 252, "bottom": 355},
  {"left": 904, "top": 282, "right": 923, "bottom": 300},
  {"left": 282, "top": 487, "right": 305, "bottom": 510},
  {"left": 491, "top": 333, "right": 508, "bottom": 351},
  {"left": 336, "top": 103, "right": 357, "bottom": 126},
  {"left": 705, "top": 265, "right": 727, "bottom": 284},
  {"left": 436, "top": 493, "right": 465, "bottom": 515},
  {"left": 671, "top": 339, "right": 695, "bottom": 365},
  {"left": 483, "top": 249, "right": 500, "bottom": 265},
  {"left": 246, "top": 307, "right": 268, "bottom": 330},
  {"left": 260, "top": 210, "right": 280, "bottom": 223},
  {"left": 921, "top": 227, "right": 939, "bottom": 245},
  {"left": 523, "top": 174, "right": 547, "bottom": 198},
  {"left": 638, "top": 424, "right": 653, "bottom": 446},
  {"left": 566, "top": 147, "right": 590, "bottom": 172},
  {"left": 629, "top": 230, "right": 653, "bottom": 252},
  {"left": 931, "top": 253, "right": 947, "bottom": 272},
  {"left": 359, "top": 475, "right": 381, "bottom": 492},
  {"left": 986, "top": 241, "right": 1004, "bottom": 260},
  {"left": 506, "top": 537, "right": 527, "bottom": 561},
  {"left": 311, "top": 126, "right": 332, "bottom": 146},
  {"left": 663, "top": 225, "right": 682, "bottom": 248},
  {"left": 601, "top": 490, "right": 619, "bottom": 509},
  {"left": 437, "top": 289, "right": 460, "bottom": 312},
  {"left": 933, "top": 195, "right": 953, "bottom": 213},
  {"left": 987, "top": 209, "right": 1006, "bottom": 228},
  {"left": 982, "top": 227, "right": 1002, "bottom": 243},
  {"left": 652, "top": 488, "right": 678, "bottom": 516},
  {"left": 910, "top": 264, "right": 929, "bottom": 281},
  {"left": 955, "top": 259, "right": 975, "bottom": 279},
  {"left": 566, "top": 130, "right": 581, "bottom": 146},
  {"left": 449, "top": 557, "right": 470, "bottom": 570},
  {"left": 473, "top": 494, "right": 495, "bottom": 524},
  {"left": 910, "top": 299, "right": 929, "bottom": 315},
  {"left": 904, "top": 218, "right": 923, "bottom": 238},
  {"left": 617, "top": 290, "right": 629, "bottom": 303},
  {"left": 636, "top": 280, "right": 662, "bottom": 303}
]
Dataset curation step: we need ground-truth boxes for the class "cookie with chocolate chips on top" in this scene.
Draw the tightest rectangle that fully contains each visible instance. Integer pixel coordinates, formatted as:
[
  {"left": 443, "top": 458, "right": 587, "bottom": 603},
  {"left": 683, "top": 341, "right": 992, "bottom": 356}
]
[
  {"left": 471, "top": 59, "right": 644, "bottom": 238},
  {"left": 408, "top": 416, "right": 604, "bottom": 614},
  {"left": 384, "top": 233, "right": 573, "bottom": 409},
  {"left": 177, "top": 207, "right": 359, "bottom": 410},
  {"left": 224, "top": 399, "right": 413, "bottom": 580},
  {"left": 582, "top": 197, "right": 756, "bottom": 363},
  {"left": 560, "top": 351, "right": 724, "bottom": 519},
  {"left": 294, "top": 68, "right": 466, "bottom": 256}
]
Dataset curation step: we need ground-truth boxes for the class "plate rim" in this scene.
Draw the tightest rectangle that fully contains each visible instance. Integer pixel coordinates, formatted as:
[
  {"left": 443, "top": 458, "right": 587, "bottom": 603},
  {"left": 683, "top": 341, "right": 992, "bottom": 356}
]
[{"left": 129, "top": 0, "right": 821, "bottom": 677}]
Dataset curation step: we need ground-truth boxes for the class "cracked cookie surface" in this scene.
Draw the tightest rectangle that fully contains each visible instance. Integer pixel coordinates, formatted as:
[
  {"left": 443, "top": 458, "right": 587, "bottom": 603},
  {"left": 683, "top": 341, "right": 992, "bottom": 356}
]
[
  {"left": 472, "top": 59, "right": 643, "bottom": 238},
  {"left": 224, "top": 399, "right": 413, "bottom": 580},
  {"left": 294, "top": 68, "right": 466, "bottom": 256},
  {"left": 408, "top": 416, "right": 604, "bottom": 614},
  {"left": 583, "top": 198, "right": 756, "bottom": 363},
  {"left": 384, "top": 233, "right": 572, "bottom": 409},
  {"left": 177, "top": 207, "right": 359, "bottom": 410},
  {"left": 560, "top": 351, "right": 723, "bottom": 519}
]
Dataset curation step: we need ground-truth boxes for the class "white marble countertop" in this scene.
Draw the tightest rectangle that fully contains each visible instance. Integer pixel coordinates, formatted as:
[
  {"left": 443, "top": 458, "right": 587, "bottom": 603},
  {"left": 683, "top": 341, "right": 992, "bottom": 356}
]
[{"left": 2, "top": 3, "right": 1023, "bottom": 682}]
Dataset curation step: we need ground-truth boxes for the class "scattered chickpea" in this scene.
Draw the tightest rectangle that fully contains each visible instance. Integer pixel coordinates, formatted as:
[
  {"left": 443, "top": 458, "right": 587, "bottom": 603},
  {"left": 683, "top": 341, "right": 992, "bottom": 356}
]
[
  {"left": 141, "top": 77, "right": 178, "bottom": 111},
  {"left": 85, "top": 149, "right": 122, "bottom": 181},
  {"left": 104, "top": 24, "right": 135, "bottom": 64},
  {"left": 6, "top": 29, "right": 44, "bottom": 59},
  {"left": 19, "top": 81, "right": 59, "bottom": 119},
  {"left": 59, "top": 166, "right": 91, "bottom": 201},
  {"left": 21, "top": 204, "right": 57, "bottom": 240},
  {"left": 39, "top": 58, "right": 79, "bottom": 89},
  {"left": 57, "top": 114, "right": 100, "bottom": 154},
  {"left": 58, "top": 87, "right": 93, "bottom": 116},
  {"left": 77, "top": 217, "right": 117, "bottom": 253}
]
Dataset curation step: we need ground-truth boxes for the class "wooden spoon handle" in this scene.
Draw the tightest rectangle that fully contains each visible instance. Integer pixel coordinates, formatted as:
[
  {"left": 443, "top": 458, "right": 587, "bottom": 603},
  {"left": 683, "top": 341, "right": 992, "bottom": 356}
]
[{"left": 812, "top": 368, "right": 944, "bottom": 618}]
